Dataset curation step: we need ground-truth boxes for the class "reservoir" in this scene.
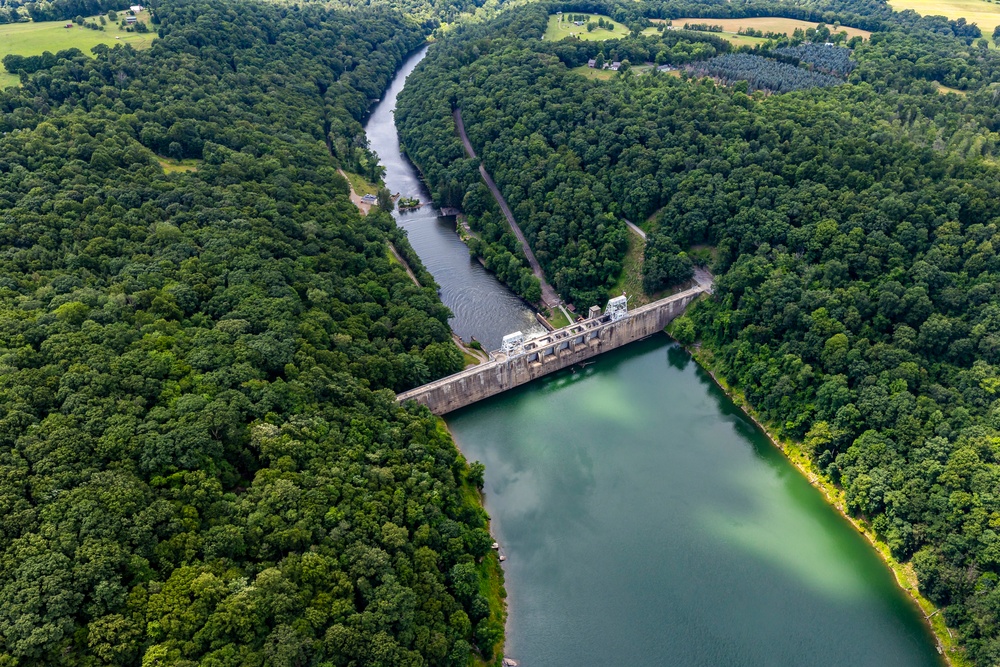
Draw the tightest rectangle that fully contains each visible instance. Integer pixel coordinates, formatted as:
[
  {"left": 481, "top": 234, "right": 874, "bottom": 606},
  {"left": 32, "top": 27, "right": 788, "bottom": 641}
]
[
  {"left": 447, "top": 338, "right": 943, "bottom": 666},
  {"left": 365, "top": 46, "right": 544, "bottom": 351},
  {"left": 370, "top": 47, "right": 944, "bottom": 667}
]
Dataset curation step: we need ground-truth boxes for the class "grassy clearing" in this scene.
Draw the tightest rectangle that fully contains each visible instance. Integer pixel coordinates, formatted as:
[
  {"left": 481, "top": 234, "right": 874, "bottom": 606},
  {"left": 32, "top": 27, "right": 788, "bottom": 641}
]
[
  {"left": 672, "top": 16, "right": 872, "bottom": 40},
  {"left": 544, "top": 13, "right": 626, "bottom": 41},
  {"left": 569, "top": 64, "right": 616, "bottom": 80},
  {"left": 679, "top": 340, "right": 971, "bottom": 667},
  {"left": 608, "top": 228, "right": 651, "bottom": 306},
  {"left": 935, "top": 81, "right": 969, "bottom": 95},
  {"left": 157, "top": 157, "right": 201, "bottom": 173},
  {"left": 0, "top": 15, "right": 153, "bottom": 88},
  {"left": 544, "top": 307, "right": 571, "bottom": 329},
  {"left": 341, "top": 170, "right": 378, "bottom": 196},
  {"left": 888, "top": 0, "right": 1000, "bottom": 34}
]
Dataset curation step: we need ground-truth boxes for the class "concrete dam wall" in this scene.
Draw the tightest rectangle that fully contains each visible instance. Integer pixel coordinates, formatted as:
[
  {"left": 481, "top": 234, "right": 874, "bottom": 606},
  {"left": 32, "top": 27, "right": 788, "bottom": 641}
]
[{"left": 397, "top": 285, "right": 707, "bottom": 415}]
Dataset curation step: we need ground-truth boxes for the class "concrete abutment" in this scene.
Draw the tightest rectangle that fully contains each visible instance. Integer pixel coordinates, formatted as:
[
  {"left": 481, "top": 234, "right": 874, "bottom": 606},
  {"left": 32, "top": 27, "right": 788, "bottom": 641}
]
[{"left": 396, "top": 286, "right": 708, "bottom": 415}]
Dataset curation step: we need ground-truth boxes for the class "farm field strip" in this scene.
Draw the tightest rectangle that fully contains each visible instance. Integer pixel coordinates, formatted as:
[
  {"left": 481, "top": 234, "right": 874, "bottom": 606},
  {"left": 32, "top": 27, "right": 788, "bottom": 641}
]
[
  {"left": 888, "top": 0, "right": 1000, "bottom": 33},
  {"left": 670, "top": 16, "right": 872, "bottom": 40}
]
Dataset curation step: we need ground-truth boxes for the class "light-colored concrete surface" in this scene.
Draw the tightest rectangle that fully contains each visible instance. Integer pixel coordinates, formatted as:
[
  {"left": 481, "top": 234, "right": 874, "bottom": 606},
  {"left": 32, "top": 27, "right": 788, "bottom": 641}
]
[{"left": 397, "top": 284, "right": 709, "bottom": 414}]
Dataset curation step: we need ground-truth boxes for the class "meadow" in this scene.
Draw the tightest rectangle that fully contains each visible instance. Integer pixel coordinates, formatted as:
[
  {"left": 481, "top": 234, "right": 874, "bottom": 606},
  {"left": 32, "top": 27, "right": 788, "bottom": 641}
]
[
  {"left": 544, "top": 13, "right": 627, "bottom": 41},
  {"left": 0, "top": 15, "right": 153, "bottom": 88},
  {"left": 887, "top": 0, "right": 1000, "bottom": 34}
]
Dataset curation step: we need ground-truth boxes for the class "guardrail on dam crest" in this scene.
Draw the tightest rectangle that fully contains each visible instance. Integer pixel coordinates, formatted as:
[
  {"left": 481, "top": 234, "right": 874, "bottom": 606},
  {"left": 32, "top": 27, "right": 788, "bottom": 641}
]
[{"left": 397, "top": 284, "right": 710, "bottom": 415}]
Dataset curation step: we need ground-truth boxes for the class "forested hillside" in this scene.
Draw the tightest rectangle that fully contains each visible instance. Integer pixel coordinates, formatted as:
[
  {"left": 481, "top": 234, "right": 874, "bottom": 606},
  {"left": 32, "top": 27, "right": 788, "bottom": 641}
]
[
  {"left": 398, "top": 2, "right": 1000, "bottom": 663},
  {"left": 0, "top": 1, "right": 505, "bottom": 664}
]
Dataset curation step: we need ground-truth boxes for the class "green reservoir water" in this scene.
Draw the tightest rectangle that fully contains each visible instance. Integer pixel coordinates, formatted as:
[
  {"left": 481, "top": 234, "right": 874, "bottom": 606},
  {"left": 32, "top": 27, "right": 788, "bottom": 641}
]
[{"left": 447, "top": 337, "right": 943, "bottom": 666}]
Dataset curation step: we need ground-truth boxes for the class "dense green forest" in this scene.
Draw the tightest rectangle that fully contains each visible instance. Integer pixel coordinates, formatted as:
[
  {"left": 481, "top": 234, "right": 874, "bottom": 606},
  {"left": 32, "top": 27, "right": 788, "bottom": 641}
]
[
  {"left": 0, "top": 0, "right": 510, "bottom": 664},
  {"left": 397, "top": 1, "right": 1000, "bottom": 663}
]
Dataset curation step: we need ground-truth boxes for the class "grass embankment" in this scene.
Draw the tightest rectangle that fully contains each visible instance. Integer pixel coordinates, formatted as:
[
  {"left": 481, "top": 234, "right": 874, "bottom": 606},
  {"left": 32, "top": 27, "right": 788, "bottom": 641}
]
[
  {"left": 449, "top": 424, "right": 507, "bottom": 667},
  {"left": 341, "top": 170, "right": 378, "bottom": 197},
  {"left": 0, "top": 15, "right": 154, "bottom": 88},
  {"left": 667, "top": 315, "right": 968, "bottom": 667},
  {"left": 887, "top": 0, "right": 1000, "bottom": 34},
  {"left": 544, "top": 307, "right": 571, "bottom": 329},
  {"left": 608, "top": 227, "right": 652, "bottom": 306},
  {"left": 544, "top": 13, "right": 626, "bottom": 41},
  {"left": 669, "top": 16, "right": 871, "bottom": 47}
]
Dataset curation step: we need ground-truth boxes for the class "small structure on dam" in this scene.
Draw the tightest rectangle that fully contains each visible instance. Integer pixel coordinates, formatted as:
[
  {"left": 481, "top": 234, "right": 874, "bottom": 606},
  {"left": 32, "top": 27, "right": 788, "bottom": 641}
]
[{"left": 397, "top": 283, "right": 710, "bottom": 415}]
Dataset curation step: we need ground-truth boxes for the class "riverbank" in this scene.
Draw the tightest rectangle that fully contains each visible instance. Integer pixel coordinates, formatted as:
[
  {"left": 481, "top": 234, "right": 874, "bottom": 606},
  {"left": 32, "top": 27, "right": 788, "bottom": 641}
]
[
  {"left": 445, "top": 420, "right": 509, "bottom": 667},
  {"left": 670, "top": 327, "right": 965, "bottom": 667}
]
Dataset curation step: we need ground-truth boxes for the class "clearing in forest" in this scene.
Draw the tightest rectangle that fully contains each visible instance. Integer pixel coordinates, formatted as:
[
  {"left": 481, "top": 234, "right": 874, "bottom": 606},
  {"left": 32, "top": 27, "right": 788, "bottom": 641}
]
[
  {"left": 0, "top": 15, "right": 153, "bottom": 88},
  {"left": 544, "top": 13, "right": 626, "bottom": 41},
  {"left": 569, "top": 64, "right": 616, "bottom": 80},
  {"left": 887, "top": 0, "right": 1000, "bottom": 33},
  {"left": 670, "top": 17, "right": 872, "bottom": 41}
]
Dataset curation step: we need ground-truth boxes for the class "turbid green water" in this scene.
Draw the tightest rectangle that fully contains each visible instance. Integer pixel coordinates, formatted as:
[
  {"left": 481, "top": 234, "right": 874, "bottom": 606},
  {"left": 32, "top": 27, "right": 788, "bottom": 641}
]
[{"left": 447, "top": 336, "right": 943, "bottom": 667}]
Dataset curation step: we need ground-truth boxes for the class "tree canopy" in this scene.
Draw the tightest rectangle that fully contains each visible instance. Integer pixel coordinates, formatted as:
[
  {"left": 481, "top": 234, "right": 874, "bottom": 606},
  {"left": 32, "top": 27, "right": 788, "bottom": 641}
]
[{"left": 0, "top": 0, "right": 504, "bottom": 664}]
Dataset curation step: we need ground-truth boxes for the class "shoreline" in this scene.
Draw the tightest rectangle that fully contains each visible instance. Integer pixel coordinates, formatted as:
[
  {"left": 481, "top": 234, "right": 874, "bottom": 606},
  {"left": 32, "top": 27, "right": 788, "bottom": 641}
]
[
  {"left": 440, "top": 419, "right": 510, "bottom": 667},
  {"left": 679, "top": 337, "right": 965, "bottom": 667}
]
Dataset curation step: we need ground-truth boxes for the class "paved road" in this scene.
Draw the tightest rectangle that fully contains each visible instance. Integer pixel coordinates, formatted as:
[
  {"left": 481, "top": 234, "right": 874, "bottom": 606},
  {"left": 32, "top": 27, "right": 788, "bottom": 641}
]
[{"left": 454, "top": 109, "right": 561, "bottom": 308}]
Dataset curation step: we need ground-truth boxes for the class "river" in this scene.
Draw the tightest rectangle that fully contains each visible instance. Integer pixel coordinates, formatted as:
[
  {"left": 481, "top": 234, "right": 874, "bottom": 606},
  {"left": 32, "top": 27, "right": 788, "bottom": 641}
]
[
  {"left": 371, "top": 48, "right": 944, "bottom": 667},
  {"left": 365, "top": 46, "right": 545, "bottom": 351}
]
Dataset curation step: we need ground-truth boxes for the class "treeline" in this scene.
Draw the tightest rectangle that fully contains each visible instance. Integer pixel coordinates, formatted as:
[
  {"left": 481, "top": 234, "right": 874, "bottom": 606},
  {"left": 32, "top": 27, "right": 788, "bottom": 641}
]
[
  {"left": 23, "top": 0, "right": 124, "bottom": 22},
  {"left": 693, "top": 53, "right": 842, "bottom": 92},
  {"left": 2, "top": 48, "right": 83, "bottom": 75},
  {"left": 0, "top": 0, "right": 510, "bottom": 664}
]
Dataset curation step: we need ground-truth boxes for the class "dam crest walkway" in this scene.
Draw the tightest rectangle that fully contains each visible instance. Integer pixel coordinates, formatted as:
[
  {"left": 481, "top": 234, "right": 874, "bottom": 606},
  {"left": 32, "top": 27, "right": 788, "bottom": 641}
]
[{"left": 397, "top": 283, "right": 711, "bottom": 414}]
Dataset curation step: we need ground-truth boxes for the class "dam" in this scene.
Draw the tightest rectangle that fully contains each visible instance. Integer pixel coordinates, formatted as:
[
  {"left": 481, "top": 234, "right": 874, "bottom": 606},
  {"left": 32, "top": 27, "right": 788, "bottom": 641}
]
[{"left": 397, "top": 284, "right": 709, "bottom": 414}]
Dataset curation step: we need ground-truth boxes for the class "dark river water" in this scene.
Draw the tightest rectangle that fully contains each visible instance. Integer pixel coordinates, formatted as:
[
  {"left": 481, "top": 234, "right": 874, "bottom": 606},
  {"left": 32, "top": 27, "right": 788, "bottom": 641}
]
[
  {"left": 364, "top": 46, "right": 544, "bottom": 351},
  {"left": 370, "top": 47, "right": 944, "bottom": 667}
]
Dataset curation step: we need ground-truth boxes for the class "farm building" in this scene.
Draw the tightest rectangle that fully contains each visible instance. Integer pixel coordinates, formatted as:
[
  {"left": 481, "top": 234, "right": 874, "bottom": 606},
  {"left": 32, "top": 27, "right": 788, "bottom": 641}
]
[
  {"left": 587, "top": 59, "right": 596, "bottom": 68},
  {"left": 130, "top": 4, "right": 144, "bottom": 11},
  {"left": 125, "top": 15, "right": 137, "bottom": 23},
  {"left": 609, "top": 61, "right": 621, "bottom": 71}
]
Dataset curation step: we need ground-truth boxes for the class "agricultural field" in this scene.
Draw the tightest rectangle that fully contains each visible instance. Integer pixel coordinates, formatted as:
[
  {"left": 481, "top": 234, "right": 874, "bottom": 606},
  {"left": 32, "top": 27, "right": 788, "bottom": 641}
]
[
  {"left": 0, "top": 14, "right": 153, "bottom": 88},
  {"left": 544, "top": 13, "right": 626, "bottom": 41},
  {"left": 669, "top": 17, "right": 872, "bottom": 41},
  {"left": 887, "top": 0, "right": 1000, "bottom": 34}
]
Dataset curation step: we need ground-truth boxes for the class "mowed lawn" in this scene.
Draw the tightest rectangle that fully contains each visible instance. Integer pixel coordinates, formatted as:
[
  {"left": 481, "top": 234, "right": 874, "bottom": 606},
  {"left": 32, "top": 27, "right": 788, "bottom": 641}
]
[
  {"left": 544, "top": 13, "right": 627, "bottom": 41},
  {"left": 670, "top": 17, "right": 872, "bottom": 40},
  {"left": 888, "top": 0, "right": 1000, "bottom": 34},
  {"left": 0, "top": 17, "right": 153, "bottom": 88}
]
